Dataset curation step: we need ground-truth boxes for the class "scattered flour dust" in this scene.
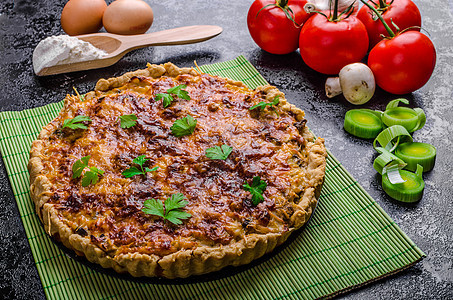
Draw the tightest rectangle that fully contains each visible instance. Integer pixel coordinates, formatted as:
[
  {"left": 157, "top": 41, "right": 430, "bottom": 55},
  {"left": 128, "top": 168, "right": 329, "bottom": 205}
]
[{"left": 33, "top": 35, "right": 107, "bottom": 74}]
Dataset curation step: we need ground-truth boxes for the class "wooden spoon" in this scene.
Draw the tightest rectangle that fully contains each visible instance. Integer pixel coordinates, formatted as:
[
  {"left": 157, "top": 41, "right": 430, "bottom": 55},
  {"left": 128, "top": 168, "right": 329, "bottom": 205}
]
[{"left": 36, "top": 25, "right": 223, "bottom": 76}]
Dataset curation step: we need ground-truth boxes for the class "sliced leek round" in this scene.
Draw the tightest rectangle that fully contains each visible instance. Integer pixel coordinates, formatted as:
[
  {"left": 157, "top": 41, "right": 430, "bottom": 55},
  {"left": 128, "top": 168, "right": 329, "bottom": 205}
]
[
  {"left": 385, "top": 98, "right": 409, "bottom": 110},
  {"left": 344, "top": 109, "right": 383, "bottom": 139},
  {"left": 373, "top": 125, "right": 413, "bottom": 152},
  {"left": 382, "top": 98, "right": 426, "bottom": 133},
  {"left": 382, "top": 107, "right": 419, "bottom": 131},
  {"left": 373, "top": 146, "right": 407, "bottom": 184},
  {"left": 395, "top": 142, "right": 436, "bottom": 172},
  {"left": 382, "top": 165, "right": 425, "bottom": 202}
]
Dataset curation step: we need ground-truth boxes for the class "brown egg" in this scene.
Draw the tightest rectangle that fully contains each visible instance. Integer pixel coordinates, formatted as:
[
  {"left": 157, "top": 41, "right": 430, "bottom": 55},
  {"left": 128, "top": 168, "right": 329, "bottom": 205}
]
[
  {"left": 61, "top": 0, "right": 107, "bottom": 36},
  {"left": 102, "top": 0, "right": 154, "bottom": 35}
]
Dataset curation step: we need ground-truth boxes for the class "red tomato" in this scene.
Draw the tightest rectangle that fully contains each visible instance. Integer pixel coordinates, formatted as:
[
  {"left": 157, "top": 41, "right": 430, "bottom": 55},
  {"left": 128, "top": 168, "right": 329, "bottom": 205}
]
[
  {"left": 368, "top": 31, "right": 436, "bottom": 94},
  {"left": 357, "top": 0, "right": 421, "bottom": 49},
  {"left": 299, "top": 13, "right": 369, "bottom": 74},
  {"left": 247, "top": 0, "right": 310, "bottom": 55}
]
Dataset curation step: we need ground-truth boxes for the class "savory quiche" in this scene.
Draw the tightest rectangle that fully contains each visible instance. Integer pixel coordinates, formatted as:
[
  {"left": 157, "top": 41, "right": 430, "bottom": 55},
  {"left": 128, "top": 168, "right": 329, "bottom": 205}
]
[{"left": 28, "top": 62, "right": 327, "bottom": 278}]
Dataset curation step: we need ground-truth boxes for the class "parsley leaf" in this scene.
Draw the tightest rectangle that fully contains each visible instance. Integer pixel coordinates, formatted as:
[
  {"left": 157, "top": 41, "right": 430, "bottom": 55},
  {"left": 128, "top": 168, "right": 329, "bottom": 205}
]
[
  {"left": 133, "top": 154, "right": 147, "bottom": 166},
  {"left": 145, "top": 166, "right": 159, "bottom": 172},
  {"left": 249, "top": 95, "right": 280, "bottom": 116},
  {"left": 63, "top": 115, "right": 92, "bottom": 130},
  {"left": 170, "top": 115, "right": 197, "bottom": 137},
  {"left": 81, "top": 167, "right": 104, "bottom": 187},
  {"left": 119, "top": 114, "right": 137, "bottom": 129},
  {"left": 142, "top": 199, "right": 165, "bottom": 218},
  {"left": 122, "top": 154, "right": 158, "bottom": 178},
  {"left": 72, "top": 155, "right": 90, "bottom": 178},
  {"left": 72, "top": 156, "right": 104, "bottom": 187},
  {"left": 205, "top": 144, "right": 233, "bottom": 160},
  {"left": 122, "top": 166, "right": 143, "bottom": 178},
  {"left": 155, "top": 93, "right": 174, "bottom": 108},
  {"left": 165, "top": 210, "right": 192, "bottom": 225},
  {"left": 243, "top": 176, "right": 267, "bottom": 206},
  {"left": 142, "top": 193, "right": 192, "bottom": 225},
  {"left": 155, "top": 84, "right": 190, "bottom": 108},
  {"left": 164, "top": 193, "right": 188, "bottom": 211},
  {"left": 167, "top": 84, "right": 190, "bottom": 101}
]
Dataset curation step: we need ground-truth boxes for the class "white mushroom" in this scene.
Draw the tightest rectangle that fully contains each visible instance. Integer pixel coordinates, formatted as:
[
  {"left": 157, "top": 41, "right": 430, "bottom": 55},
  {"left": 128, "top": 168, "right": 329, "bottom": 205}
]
[
  {"left": 325, "top": 63, "right": 376, "bottom": 105},
  {"left": 304, "top": 0, "right": 358, "bottom": 14}
]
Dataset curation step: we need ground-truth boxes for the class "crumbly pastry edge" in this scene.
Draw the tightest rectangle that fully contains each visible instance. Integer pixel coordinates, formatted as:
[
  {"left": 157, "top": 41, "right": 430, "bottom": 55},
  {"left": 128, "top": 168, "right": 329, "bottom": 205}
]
[{"left": 28, "top": 62, "right": 327, "bottom": 278}]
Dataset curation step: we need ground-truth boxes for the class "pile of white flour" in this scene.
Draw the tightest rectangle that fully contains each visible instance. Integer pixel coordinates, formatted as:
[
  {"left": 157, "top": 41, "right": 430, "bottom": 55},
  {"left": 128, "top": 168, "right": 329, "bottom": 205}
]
[{"left": 33, "top": 35, "right": 107, "bottom": 74}]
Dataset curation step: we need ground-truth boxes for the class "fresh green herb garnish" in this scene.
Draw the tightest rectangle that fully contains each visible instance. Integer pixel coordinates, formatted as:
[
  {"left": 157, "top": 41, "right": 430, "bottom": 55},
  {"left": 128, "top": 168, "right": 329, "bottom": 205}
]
[
  {"left": 63, "top": 115, "right": 92, "bottom": 130},
  {"left": 205, "top": 144, "right": 232, "bottom": 160},
  {"left": 249, "top": 95, "right": 280, "bottom": 116},
  {"left": 72, "top": 155, "right": 91, "bottom": 178},
  {"left": 119, "top": 114, "right": 137, "bottom": 129},
  {"left": 72, "top": 155, "right": 104, "bottom": 187},
  {"left": 171, "top": 115, "right": 197, "bottom": 137},
  {"left": 81, "top": 167, "right": 104, "bottom": 187},
  {"left": 167, "top": 85, "right": 190, "bottom": 100},
  {"left": 155, "top": 93, "right": 174, "bottom": 108},
  {"left": 243, "top": 176, "right": 267, "bottom": 206},
  {"left": 142, "top": 193, "right": 192, "bottom": 225},
  {"left": 155, "top": 84, "right": 190, "bottom": 108},
  {"left": 122, "top": 155, "right": 158, "bottom": 178}
]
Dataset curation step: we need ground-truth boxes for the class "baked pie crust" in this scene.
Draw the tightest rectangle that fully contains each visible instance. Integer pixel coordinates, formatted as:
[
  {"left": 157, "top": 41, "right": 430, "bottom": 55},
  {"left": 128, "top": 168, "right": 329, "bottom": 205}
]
[{"left": 28, "top": 62, "right": 327, "bottom": 278}]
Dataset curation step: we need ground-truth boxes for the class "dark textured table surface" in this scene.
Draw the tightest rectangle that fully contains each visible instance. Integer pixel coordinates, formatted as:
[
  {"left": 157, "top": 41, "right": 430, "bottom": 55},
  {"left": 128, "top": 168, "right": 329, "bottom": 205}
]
[{"left": 1, "top": 0, "right": 452, "bottom": 299}]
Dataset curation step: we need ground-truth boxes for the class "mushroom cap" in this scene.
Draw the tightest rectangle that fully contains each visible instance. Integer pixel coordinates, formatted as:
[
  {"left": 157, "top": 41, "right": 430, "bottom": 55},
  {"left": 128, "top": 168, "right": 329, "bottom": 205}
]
[{"left": 339, "top": 63, "right": 375, "bottom": 105}]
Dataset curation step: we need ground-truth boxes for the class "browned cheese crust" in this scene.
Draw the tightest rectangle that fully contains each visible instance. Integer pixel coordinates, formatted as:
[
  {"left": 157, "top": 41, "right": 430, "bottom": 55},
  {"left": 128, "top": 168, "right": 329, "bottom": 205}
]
[{"left": 28, "top": 62, "right": 327, "bottom": 278}]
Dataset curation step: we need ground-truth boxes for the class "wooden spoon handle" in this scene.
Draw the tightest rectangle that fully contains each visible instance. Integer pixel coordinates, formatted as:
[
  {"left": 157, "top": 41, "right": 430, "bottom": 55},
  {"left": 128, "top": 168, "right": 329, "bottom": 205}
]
[{"left": 115, "top": 25, "right": 223, "bottom": 55}]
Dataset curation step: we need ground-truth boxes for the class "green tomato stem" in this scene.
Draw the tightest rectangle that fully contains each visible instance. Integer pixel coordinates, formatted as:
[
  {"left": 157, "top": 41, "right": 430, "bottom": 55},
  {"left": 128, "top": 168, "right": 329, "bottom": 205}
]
[
  {"left": 360, "top": 0, "right": 395, "bottom": 37},
  {"left": 276, "top": 0, "right": 289, "bottom": 8},
  {"left": 378, "top": 0, "right": 388, "bottom": 8},
  {"left": 333, "top": 0, "right": 339, "bottom": 21}
]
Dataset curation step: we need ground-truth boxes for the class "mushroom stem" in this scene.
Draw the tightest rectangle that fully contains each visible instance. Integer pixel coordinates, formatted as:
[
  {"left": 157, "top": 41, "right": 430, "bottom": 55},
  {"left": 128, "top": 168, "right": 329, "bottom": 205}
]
[
  {"left": 304, "top": 3, "right": 317, "bottom": 13},
  {"left": 325, "top": 77, "right": 342, "bottom": 98}
]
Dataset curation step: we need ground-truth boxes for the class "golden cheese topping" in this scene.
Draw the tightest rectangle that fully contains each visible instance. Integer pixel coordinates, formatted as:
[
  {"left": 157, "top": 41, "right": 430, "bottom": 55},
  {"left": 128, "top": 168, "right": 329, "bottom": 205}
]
[{"left": 40, "top": 73, "right": 311, "bottom": 257}]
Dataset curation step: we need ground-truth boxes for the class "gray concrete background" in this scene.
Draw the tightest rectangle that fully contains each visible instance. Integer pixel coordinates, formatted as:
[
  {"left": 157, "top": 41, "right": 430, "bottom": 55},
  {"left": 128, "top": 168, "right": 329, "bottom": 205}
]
[{"left": 0, "top": 0, "right": 451, "bottom": 299}]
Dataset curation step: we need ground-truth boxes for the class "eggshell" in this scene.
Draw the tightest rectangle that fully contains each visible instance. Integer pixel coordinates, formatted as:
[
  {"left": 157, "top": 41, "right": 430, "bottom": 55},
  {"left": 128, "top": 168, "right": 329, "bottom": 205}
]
[
  {"left": 61, "top": 0, "right": 107, "bottom": 36},
  {"left": 103, "top": 0, "right": 154, "bottom": 35}
]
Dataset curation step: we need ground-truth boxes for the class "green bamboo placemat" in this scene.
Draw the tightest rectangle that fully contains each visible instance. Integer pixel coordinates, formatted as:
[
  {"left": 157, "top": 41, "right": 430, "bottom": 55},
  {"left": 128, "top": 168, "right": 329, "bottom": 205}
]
[{"left": 0, "top": 56, "right": 424, "bottom": 300}]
